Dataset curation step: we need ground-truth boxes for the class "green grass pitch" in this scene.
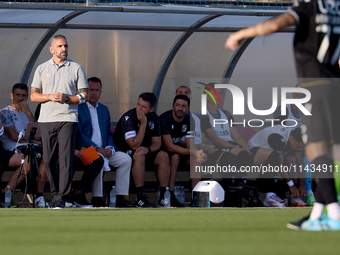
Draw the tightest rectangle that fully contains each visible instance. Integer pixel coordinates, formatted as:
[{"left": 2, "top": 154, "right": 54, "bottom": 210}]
[{"left": 0, "top": 207, "right": 339, "bottom": 255}]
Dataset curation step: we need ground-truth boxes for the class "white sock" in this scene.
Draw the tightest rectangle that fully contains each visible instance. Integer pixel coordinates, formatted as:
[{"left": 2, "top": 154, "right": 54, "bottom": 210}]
[
  {"left": 266, "top": 192, "right": 275, "bottom": 199},
  {"left": 327, "top": 202, "right": 340, "bottom": 221},
  {"left": 306, "top": 190, "right": 314, "bottom": 196},
  {"left": 310, "top": 202, "right": 325, "bottom": 221}
]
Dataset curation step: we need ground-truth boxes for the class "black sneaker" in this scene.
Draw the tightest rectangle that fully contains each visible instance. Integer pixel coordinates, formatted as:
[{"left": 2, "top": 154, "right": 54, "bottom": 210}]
[
  {"left": 71, "top": 193, "right": 93, "bottom": 208},
  {"left": 286, "top": 215, "right": 310, "bottom": 230},
  {"left": 116, "top": 197, "right": 136, "bottom": 208},
  {"left": 49, "top": 199, "right": 65, "bottom": 210},
  {"left": 171, "top": 196, "right": 184, "bottom": 207},
  {"left": 91, "top": 197, "right": 108, "bottom": 208},
  {"left": 135, "top": 193, "right": 155, "bottom": 208}
]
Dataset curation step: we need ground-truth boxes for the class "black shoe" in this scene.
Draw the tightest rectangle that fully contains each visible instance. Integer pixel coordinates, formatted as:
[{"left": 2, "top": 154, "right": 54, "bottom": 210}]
[
  {"left": 116, "top": 196, "right": 136, "bottom": 208},
  {"left": 286, "top": 215, "right": 310, "bottom": 230},
  {"left": 171, "top": 196, "right": 184, "bottom": 207},
  {"left": 49, "top": 199, "right": 65, "bottom": 210},
  {"left": 91, "top": 197, "right": 108, "bottom": 208},
  {"left": 71, "top": 193, "right": 93, "bottom": 208},
  {"left": 135, "top": 193, "right": 155, "bottom": 208}
]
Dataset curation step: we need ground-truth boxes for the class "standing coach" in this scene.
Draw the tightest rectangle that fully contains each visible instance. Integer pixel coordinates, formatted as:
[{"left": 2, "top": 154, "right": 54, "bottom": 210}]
[{"left": 31, "top": 35, "right": 88, "bottom": 209}]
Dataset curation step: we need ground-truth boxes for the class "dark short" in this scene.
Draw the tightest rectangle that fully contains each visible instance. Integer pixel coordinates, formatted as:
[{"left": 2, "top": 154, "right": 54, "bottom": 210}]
[
  {"left": 300, "top": 80, "right": 340, "bottom": 144},
  {"left": 250, "top": 147, "right": 282, "bottom": 159},
  {"left": 127, "top": 149, "right": 162, "bottom": 169},
  {"left": 166, "top": 151, "right": 190, "bottom": 170},
  {"left": 215, "top": 141, "right": 240, "bottom": 152},
  {"left": 250, "top": 147, "right": 261, "bottom": 159},
  {"left": 145, "top": 151, "right": 161, "bottom": 169},
  {"left": 0, "top": 149, "right": 15, "bottom": 167},
  {"left": 204, "top": 142, "right": 241, "bottom": 165},
  {"left": 16, "top": 145, "right": 43, "bottom": 164}
]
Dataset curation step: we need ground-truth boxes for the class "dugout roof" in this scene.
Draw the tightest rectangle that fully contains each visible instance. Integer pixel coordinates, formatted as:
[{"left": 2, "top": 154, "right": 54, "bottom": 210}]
[{"left": 0, "top": 5, "right": 295, "bottom": 121}]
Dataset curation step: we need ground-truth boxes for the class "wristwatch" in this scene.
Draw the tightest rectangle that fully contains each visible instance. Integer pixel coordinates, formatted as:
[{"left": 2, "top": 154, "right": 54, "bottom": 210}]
[{"left": 65, "top": 96, "right": 69, "bottom": 103}]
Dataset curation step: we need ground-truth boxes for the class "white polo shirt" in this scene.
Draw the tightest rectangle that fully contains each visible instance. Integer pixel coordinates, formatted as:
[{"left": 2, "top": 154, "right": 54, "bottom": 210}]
[{"left": 31, "top": 58, "right": 88, "bottom": 123}]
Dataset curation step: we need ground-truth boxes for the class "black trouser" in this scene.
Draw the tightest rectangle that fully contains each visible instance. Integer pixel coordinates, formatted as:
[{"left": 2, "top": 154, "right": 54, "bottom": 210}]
[
  {"left": 313, "top": 157, "right": 338, "bottom": 204},
  {"left": 40, "top": 122, "right": 77, "bottom": 202},
  {"left": 315, "top": 178, "right": 337, "bottom": 204},
  {"left": 72, "top": 155, "right": 104, "bottom": 193}
]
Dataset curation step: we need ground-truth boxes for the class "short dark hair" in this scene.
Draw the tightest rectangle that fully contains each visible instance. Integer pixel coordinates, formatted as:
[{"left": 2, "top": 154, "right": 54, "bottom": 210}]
[
  {"left": 87, "top": 77, "right": 102, "bottom": 88},
  {"left": 175, "top": 86, "right": 191, "bottom": 95},
  {"left": 51, "top": 35, "right": 67, "bottom": 44},
  {"left": 173, "top": 95, "right": 190, "bottom": 107},
  {"left": 291, "top": 127, "right": 303, "bottom": 143},
  {"left": 12, "top": 83, "right": 28, "bottom": 94},
  {"left": 139, "top": 92, "right": 157, "bottom": 108}
]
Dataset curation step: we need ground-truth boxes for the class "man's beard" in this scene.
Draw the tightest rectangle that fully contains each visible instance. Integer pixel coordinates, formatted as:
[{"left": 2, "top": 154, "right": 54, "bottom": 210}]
[
  {"left": 175, "top": 110, "right": 185, "bottom": 118},
  {"left": 57, "top": 52, "right": 68, "bottom": 60}
]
